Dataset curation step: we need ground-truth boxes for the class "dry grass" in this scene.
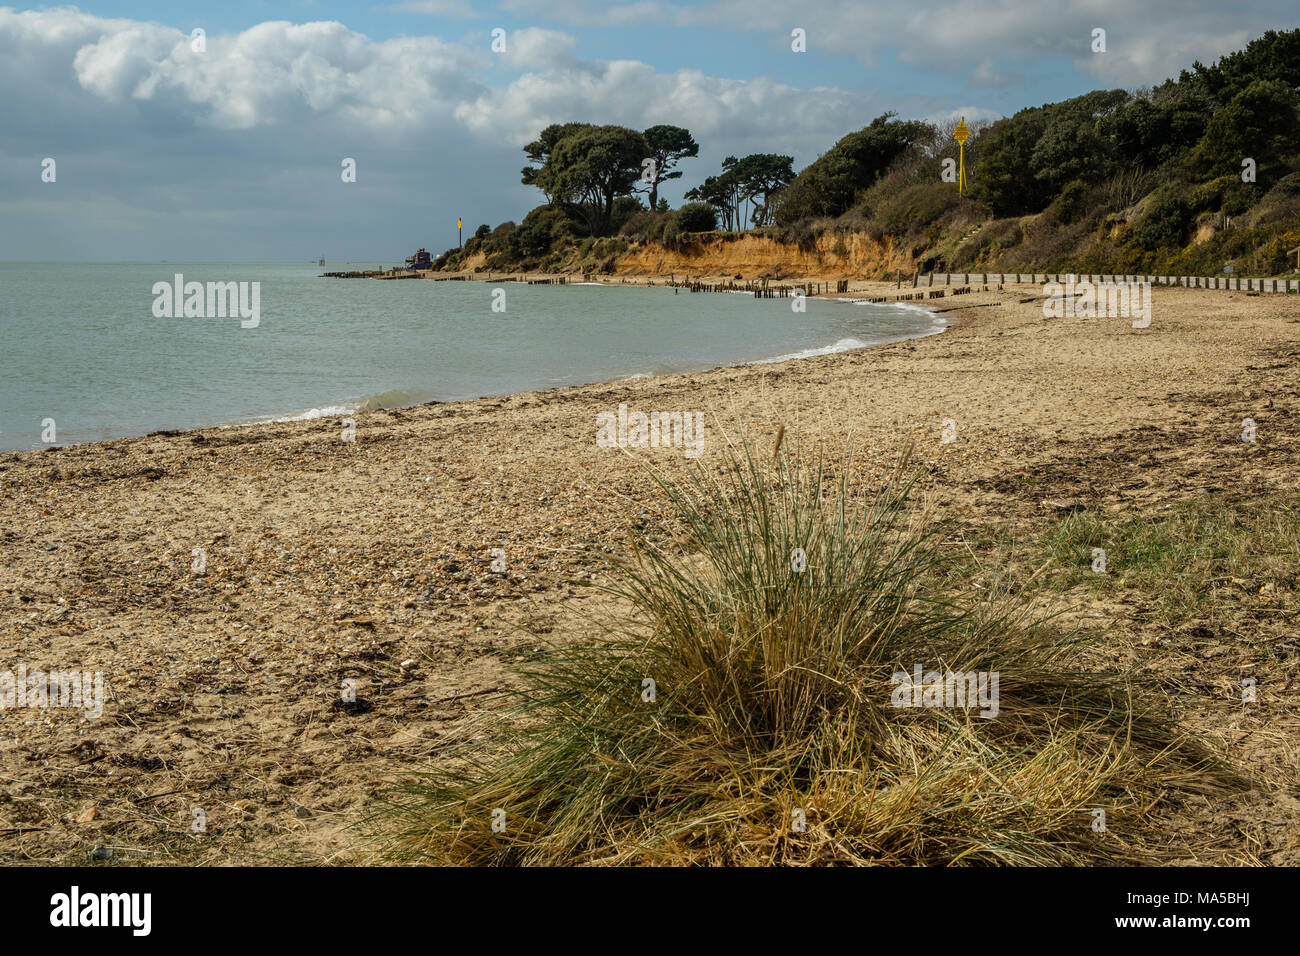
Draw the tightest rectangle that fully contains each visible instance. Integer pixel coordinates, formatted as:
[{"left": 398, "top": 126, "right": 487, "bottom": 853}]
[{"left": 379, "top": 438, "right": 1250, "bottom": 865}]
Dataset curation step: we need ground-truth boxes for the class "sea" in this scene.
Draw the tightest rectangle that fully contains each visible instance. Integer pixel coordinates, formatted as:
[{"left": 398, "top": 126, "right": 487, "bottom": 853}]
[{"left": 0, "top": 262, "right": 944, "bottom": 452}]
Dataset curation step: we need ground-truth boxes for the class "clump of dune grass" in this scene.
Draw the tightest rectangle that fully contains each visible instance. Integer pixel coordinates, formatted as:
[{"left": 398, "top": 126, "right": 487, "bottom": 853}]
[{"left": 384, "top": 437, "right": 1246, "bottom": 865}]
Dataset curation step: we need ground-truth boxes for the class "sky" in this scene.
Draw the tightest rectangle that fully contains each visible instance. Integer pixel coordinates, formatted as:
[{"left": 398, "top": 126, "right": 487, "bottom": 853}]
[{"left": 0, "top": 1, "right": 1296, "bottom": 262}]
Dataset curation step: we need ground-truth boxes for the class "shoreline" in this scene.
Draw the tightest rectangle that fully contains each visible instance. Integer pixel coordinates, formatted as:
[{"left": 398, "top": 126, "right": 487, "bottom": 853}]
[{"left": 1, "top": 277, "right": 951, "bottom": 457}]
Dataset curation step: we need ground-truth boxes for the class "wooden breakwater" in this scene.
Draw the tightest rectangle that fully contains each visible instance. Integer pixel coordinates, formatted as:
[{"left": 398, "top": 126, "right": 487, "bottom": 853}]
[
  {"left": 668, "top": 274, "right": 982, "bottom": 305},
  {"left": 459, "top": 274, "right": 568, "bottom": 283},
  {"left": 319, "top": 266, "right": 995, "bottom": 307},
  {"left": 672, "top": 277, "right": 852, "bottom": 297},
  {"left": 324, "top": 266, "right": 1296, "bottom": 296},
  {"left": 855, "top": 287, "right": 972, "bottom": 304},
  {"left": 322, "top": 269, "right": 569, "bottom": 284},
  {"left": 321, "top": 269, "right": 428, "bottom": 280},
  {"left": 926, "top": 271, "right": 1298, "bottom": 293}
]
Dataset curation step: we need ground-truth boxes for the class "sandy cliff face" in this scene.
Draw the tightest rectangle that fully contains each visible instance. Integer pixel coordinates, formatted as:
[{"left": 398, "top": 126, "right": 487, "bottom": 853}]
[
  {"left": 445, "top": 230, "right": 919, "bottom": 279},
  {"left": 614, "top": 232, "right": 916, "bottom": 278},
  {"left": 458, "top": 251, "right": 488, "bottom": 271}
]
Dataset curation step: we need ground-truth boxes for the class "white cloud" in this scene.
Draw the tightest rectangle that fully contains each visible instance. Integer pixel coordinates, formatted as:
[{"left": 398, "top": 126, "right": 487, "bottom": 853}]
[
  {"left": 1076, "top": 26, "right": 1256, "bottom": 88},
  {"left": 454, "top": 63, "right": 894, "bottom": 152},
  {"left": 672, "top": 0, "right": 1277, "bottom": 88},
  {"left": 62, "top": 17, "right": 487, "bottom": 129},
  {"left": 70, "top": 22, "right": 182, "bottom": 102},
  {"left": 924, "top": 105, "right": 1005, "bottom": 128},
  {"left": 0, "top": 7, "right": 917, "bottom": 151},
  {"left": 386, "top": 0, "right": 483, "bottom": 16},
  {"left": 496, "top": 27, "right": 580, "bottom": 70}
]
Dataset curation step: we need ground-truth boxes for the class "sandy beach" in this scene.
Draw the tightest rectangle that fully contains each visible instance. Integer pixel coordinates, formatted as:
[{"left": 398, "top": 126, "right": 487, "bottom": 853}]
[{"left": 2, "top": 281, "right": 1298, "bottom": 864}]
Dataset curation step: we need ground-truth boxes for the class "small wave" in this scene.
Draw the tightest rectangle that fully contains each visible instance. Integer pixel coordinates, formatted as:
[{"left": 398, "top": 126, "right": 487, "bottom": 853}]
[
  {"left": 270, "top": 404, "right": 360, "bottom": 423},
  {"left": 750, "top": 337, "right": 870, "bottom": 365},
  {"left": 839, "top": 297, "right": 938, "bottom": 315},
  {"left": 215, "top": 403, "right": 360, "bottom": 431}
]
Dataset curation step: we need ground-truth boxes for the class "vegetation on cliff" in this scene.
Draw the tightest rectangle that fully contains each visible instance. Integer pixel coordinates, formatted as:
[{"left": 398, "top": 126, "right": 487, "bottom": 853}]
[{"left": 433, "top": 29, "right": 1300, "bottom": 278}]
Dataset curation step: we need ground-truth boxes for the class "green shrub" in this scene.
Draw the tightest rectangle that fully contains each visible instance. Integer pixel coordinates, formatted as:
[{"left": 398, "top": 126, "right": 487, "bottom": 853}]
[
  {"left": 1135, "top": 192, "right": 1191, "bottom": 250},
  {"left": 675, "top": 201, "right": 718, "bottom": 233},
  {"left": 1050, "top": 180, "right": 1089, "bottom": 224}
]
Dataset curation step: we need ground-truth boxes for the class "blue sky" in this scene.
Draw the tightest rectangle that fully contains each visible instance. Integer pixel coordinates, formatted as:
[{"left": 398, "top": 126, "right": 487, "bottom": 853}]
[{"left": 1, "top": 1, "right": 1296, "bottom": 261}]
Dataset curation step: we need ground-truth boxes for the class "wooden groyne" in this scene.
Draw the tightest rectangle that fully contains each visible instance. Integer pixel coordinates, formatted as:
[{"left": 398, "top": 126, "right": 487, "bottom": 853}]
[
  {"left": 322, "top": 265, "right": 1297, "bottom": 297},
  {"left": 855, "top": 287, "right": 972, "bottom": 304},
  {"left": 318, "top": 266, "right": 991, "bottom": 308},
  {"left": 665, "top": 274, "right": 982, "bottom": 306},
  {"left": 926, "top": 271, "right": 1298, "bottom": 293},
  {"left": 671, "top": 277, "right": 851, "bottom": 297},
  {"left": 322, "top": 269, "right": 569, "bottom": 284}
]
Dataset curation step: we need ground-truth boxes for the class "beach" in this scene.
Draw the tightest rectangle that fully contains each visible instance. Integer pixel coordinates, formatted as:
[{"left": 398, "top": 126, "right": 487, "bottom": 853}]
[{"left": 2, "top": 281, "right": 1299, "bottom": 864}]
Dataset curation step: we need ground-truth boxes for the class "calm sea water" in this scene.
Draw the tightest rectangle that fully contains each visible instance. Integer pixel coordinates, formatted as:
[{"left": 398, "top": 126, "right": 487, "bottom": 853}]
[{"left": 0, "top": 263, "right": 943, "bottom": 451}]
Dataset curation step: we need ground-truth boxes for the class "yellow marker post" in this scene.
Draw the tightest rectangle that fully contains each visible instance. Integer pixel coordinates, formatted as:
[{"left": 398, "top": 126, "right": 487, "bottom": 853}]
[
  {"left": 458, "top": 217, "right": 463, "bottom": 249},
  {"left": 953, "top": 117, "right": 970, "bottom": 195}
]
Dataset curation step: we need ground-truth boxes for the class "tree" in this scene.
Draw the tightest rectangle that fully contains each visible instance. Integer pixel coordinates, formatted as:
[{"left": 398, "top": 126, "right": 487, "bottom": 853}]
[
  {"left": 1194, "top": 79, "right": 1300, "bottom": 181},
  {"left": 684, "top": 154, "right": 792, "bottom": 230},
  {"left": 685, "top": 172, "right": 740, "bottom": 230},
  {"left": 1191, "top": 29, "right": 1300, "bottom": 106},
  {"left": 640, "top": 126, "right": 699, "bottom": 209},
  {"left": 1027, "top": 89, "right": 1129, "bottom": 196},
  {"left": 523, "top": 125, "right": 649, "bottom": 235},
  {"left": 728, "top": 153, "right": 795, "bottom": 225},
  {"left": 968, "top": 107, "right": 1052, "bottom": 216},
  {"left": 521, "top": 123, "right": 595, "bottom": 201},
  {"left": 774, "top": 113, "right": 930, "bottom": 224}
]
